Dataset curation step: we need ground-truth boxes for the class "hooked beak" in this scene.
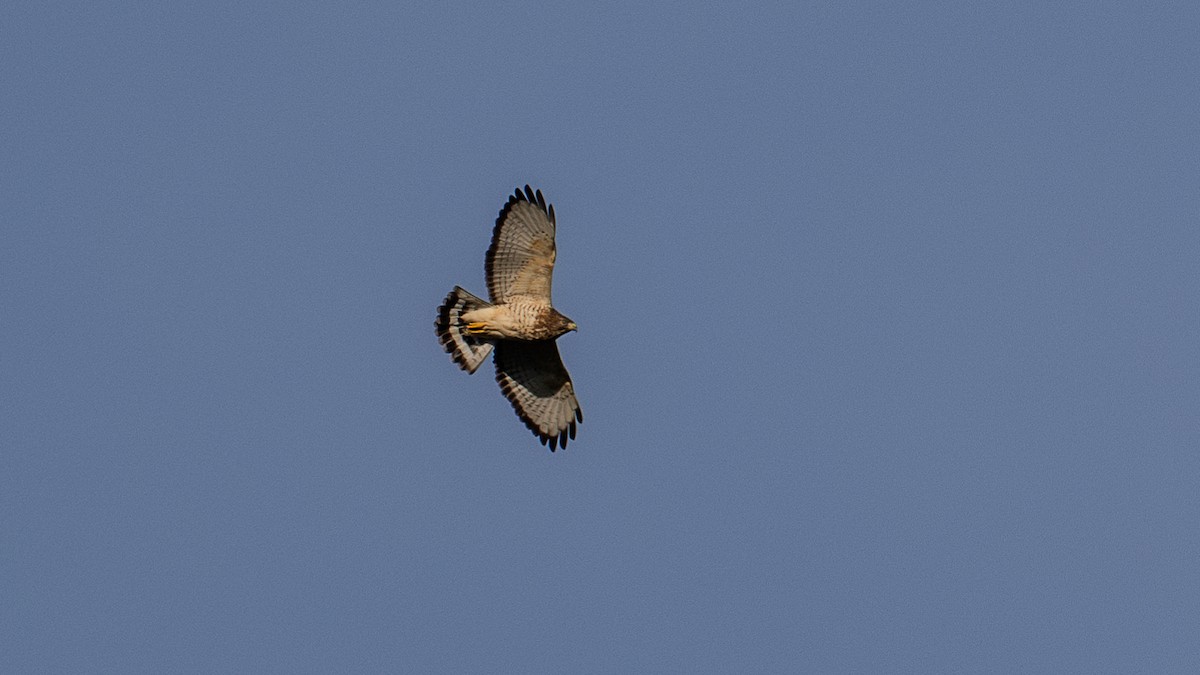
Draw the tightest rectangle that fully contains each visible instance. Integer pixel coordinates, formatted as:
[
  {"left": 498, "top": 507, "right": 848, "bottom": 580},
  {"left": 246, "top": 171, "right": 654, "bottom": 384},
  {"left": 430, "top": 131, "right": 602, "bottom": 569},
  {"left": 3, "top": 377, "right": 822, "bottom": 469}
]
[{"left": 567, "top": 321, "right": 578, "bottom": 332}]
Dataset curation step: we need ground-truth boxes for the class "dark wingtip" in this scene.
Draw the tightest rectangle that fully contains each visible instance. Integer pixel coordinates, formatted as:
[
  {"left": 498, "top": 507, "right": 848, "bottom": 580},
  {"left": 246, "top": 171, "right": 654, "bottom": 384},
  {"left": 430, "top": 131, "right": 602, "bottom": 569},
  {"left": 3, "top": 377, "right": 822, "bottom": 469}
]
[{"left": 503, "top": 185, "right": 553, "bottom": 222}]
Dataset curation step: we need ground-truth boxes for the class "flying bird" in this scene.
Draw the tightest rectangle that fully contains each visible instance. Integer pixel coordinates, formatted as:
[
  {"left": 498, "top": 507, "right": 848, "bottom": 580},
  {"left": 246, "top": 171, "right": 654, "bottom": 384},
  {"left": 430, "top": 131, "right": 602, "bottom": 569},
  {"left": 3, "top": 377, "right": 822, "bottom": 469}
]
[{"left": 436, "top": 186, "right": 582, "bottom": 450}]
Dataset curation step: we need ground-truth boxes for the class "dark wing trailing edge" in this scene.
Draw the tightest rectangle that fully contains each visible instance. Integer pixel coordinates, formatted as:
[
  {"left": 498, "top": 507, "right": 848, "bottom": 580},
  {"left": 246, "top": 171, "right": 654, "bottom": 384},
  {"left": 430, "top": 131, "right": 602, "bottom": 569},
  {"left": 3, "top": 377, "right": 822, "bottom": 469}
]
[
  {"left": 493, "top": 340, "right": 582, "bottom": 451},
  {"left": 485, "top": 185, "right": 557, "bottom": 304}
]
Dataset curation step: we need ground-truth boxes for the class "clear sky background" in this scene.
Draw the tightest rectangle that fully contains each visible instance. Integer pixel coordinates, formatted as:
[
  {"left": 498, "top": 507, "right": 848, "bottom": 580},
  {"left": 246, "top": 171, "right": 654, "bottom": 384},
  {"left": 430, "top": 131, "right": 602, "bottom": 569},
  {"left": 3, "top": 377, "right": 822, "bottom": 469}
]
[{"left": 3, "top": 2, "right": 1198, "bottom": 672}]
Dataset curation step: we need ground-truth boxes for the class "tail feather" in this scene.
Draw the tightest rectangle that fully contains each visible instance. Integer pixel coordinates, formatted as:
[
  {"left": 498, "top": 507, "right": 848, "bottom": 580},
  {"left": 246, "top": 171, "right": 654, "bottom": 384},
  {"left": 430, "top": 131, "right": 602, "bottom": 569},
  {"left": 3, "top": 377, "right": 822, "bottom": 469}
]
[{"left": 436, "top": 286, "right": 495, "bottom": 374}]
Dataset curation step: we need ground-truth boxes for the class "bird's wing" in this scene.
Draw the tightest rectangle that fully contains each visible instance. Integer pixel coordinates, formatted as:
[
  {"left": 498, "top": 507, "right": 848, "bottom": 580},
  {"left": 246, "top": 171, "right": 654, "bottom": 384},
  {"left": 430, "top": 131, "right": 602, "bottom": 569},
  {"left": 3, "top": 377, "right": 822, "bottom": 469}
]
[
  {"left": 485, "top": 185, "right": 557, "bottom": 304},
  {"left": 493, "top": 340, "right": 582, "bottom": 451}
]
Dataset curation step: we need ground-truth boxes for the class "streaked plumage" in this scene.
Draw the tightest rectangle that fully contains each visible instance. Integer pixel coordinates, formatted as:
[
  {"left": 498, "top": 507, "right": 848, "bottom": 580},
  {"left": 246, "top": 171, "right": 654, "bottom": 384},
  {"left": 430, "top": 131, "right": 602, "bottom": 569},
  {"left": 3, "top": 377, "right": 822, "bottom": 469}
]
[{"left": 435, "top": 186, "right": 582, "bottom": 450}]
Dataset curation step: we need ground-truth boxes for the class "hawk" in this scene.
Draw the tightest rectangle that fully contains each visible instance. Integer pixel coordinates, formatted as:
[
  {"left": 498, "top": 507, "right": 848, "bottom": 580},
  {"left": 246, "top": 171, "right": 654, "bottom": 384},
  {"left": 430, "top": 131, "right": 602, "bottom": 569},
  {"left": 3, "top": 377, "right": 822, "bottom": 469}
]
[{"left": 435, "top": 186, "right": 582, "bottom": 450}]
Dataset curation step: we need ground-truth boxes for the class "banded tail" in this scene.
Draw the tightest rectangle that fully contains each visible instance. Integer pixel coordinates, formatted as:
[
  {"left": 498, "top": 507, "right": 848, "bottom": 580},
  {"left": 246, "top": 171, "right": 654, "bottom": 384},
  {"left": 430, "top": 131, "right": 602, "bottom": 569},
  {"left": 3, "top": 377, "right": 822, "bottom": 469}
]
[{"left": 436, "top": 286, "right": 495, "bottom": 374}]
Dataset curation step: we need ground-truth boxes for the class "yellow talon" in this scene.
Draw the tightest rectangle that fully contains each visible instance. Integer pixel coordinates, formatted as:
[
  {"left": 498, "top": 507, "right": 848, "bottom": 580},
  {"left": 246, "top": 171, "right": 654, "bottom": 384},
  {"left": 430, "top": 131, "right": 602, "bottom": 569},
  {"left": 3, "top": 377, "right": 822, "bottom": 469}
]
[{"left": 465, "top": 321, "right": 487, "bottom": 335}]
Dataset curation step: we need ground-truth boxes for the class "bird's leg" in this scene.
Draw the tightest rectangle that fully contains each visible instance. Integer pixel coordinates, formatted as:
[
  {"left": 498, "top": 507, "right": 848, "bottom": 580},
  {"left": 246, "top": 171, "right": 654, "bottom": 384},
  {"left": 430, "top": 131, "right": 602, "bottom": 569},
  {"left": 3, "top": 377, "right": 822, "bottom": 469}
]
[{"left": 465, "top": 322, "right": 488, "bottom": 335}]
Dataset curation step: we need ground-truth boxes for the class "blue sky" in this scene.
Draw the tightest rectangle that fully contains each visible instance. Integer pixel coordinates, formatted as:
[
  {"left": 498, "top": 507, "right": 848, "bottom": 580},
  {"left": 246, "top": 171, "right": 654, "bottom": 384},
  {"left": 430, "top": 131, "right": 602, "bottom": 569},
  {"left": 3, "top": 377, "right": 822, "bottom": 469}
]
[{"left": 3, "top": 2, "right": 1198, "bottom": 672}]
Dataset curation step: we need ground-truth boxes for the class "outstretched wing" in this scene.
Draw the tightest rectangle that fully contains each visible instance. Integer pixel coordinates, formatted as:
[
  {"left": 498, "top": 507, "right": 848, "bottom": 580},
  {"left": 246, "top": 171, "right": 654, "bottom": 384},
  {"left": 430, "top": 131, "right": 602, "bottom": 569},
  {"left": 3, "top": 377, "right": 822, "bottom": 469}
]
[
  {"left": 493, "top": 340, "right": 582, "bottom": 451},
  {"left": 485, "top": 185, "right": 557, "bottom": 304}
]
